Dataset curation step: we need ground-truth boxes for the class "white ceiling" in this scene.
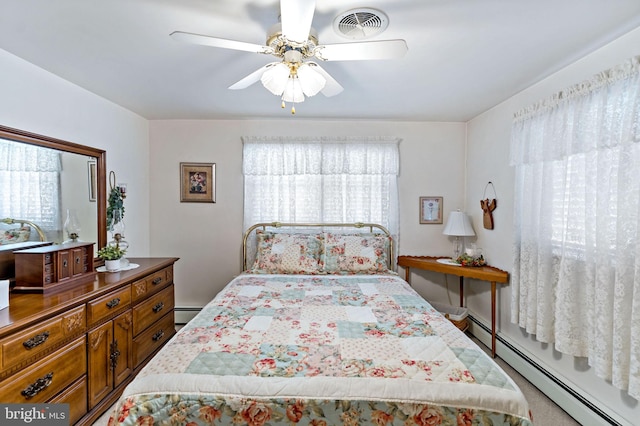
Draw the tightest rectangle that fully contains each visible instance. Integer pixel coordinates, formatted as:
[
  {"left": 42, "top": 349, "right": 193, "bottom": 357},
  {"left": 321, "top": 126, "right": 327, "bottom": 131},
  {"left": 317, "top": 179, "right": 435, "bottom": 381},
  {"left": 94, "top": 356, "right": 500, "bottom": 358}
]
[{"left": 2, "top": 0, "right": 640, "bottom": 122}]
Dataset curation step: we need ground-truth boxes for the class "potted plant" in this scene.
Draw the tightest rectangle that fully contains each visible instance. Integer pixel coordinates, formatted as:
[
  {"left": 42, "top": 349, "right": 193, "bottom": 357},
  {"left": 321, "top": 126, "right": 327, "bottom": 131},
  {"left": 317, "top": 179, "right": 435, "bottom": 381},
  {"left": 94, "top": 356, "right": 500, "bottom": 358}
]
[{"left": 97, "top": 245, "right": 126, "bottom": 271}]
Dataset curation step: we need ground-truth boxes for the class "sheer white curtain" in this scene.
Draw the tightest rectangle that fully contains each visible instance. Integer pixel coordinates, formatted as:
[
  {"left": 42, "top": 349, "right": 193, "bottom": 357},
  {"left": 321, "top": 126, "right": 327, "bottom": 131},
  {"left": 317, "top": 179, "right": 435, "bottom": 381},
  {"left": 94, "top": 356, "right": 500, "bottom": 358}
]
[
  {"left": 242, "top": 136, "right": 400, "bottom": 237},
  {"left": 0, "top": 140, "right": 62, "bottom": 234},
  {"left": 510, "top": 55, "right": 640, "bottom": 398}
]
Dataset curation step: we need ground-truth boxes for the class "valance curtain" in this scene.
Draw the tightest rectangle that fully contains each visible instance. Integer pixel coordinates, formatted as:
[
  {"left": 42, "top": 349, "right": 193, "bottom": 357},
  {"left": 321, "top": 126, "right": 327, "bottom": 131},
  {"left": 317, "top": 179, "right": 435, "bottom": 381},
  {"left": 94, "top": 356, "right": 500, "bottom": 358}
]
[
  {"left": 0, "top": 139, "right": 62, "bottom": 233},
  {"left": 510, "top": 56, "right": 640, "bottom": 398},
  {"left": 242, "top": 136, "right": 400, "bottom": 237}
]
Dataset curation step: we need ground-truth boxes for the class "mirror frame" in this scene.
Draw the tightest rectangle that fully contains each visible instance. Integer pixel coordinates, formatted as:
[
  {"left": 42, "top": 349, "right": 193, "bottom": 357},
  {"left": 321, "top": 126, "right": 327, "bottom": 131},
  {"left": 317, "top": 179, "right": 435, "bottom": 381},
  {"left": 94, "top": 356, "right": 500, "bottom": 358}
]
[{"left": 0, "top": 124, "right": 107, "bottom": 252}]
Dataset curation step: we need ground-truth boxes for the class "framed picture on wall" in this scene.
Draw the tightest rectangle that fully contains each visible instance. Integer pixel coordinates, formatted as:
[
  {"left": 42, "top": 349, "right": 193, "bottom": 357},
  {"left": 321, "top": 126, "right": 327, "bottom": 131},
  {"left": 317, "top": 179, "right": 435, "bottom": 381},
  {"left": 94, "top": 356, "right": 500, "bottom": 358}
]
[
  {"left": 87, "top": 160, "right": 97, "bottom": 202},
  {"left": 180, "top": 162, "right": 216, "bottom": 203},
  {"left": 419, "top": 196, "right": 443, "bottom": 224}
]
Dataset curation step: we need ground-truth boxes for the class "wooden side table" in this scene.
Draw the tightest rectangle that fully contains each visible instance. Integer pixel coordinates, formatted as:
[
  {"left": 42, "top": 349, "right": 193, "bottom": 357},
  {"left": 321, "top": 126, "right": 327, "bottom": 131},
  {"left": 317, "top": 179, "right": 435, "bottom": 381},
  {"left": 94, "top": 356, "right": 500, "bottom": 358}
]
[{"left": 397, "top": 255, "right": 509, "bottom": 357}]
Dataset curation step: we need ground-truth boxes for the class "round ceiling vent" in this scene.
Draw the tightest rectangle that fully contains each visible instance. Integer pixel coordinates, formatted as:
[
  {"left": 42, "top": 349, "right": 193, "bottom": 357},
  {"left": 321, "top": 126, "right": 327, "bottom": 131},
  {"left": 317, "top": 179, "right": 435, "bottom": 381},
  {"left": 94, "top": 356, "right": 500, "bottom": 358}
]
[{"left": 333, "top": 8, "right": 389, "bottom": 40}]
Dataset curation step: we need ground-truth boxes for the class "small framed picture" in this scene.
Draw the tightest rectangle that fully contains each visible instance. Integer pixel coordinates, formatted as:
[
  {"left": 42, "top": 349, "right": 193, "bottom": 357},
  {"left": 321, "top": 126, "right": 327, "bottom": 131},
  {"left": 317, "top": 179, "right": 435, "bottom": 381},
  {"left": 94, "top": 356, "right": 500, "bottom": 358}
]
[
  {"left": 419, "top": 196, "right": 443, "bottom": 224},
  {"left": 180, "top": 162, "right": 216, "bottom": 203}
]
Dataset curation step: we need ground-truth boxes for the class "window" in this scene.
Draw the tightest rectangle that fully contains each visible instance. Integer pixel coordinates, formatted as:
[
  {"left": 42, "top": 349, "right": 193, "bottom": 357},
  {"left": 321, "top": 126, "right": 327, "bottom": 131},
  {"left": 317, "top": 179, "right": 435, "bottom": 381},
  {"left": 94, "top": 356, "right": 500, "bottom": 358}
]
[
  {"left": 242, "top": 136, "right": 400, "bottom": 237},
  {"left": 510, "top": 55, "right": 640, "bottom": 398},
  {"left": 0, "top": 139, "right": 62, "bottom": 236}
]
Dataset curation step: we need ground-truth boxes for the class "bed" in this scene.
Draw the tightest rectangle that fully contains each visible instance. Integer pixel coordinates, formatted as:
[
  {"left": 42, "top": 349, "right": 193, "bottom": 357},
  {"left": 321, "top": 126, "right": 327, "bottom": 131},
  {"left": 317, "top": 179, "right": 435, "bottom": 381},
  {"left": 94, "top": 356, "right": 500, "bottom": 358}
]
[
  {"left": 109, "top": 223, "right": 533, "bottom": 426},
  {"left": 0, "top": 217, "right": 46, "bottom": 244}
]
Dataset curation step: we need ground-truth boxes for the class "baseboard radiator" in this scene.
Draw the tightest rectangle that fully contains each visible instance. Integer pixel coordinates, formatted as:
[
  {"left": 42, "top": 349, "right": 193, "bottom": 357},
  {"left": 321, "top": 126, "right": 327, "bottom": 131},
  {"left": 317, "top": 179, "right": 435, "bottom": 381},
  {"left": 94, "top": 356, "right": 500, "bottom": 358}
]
[
  {"left": 468, "top": 315, "right": 626, "bottom": 426},
  {"left": 175, "top": 307, "right": 201, "bottom": 325}
]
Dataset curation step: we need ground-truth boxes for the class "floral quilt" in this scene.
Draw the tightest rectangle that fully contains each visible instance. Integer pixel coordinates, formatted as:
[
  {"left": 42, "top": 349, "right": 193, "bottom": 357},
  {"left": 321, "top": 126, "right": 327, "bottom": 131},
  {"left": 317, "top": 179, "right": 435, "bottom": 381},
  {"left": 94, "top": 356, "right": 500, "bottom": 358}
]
[{"left": 110, "top": 274, "right": 533, "bottom": 426}]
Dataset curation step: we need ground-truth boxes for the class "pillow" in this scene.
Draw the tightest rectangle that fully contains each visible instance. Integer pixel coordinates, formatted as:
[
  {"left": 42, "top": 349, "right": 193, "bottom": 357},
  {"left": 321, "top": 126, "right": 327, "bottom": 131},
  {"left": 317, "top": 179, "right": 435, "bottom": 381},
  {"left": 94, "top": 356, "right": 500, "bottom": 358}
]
[
  {"left": 250, "top": 230, "right": 323, "bottom": 274},
  {"left": 0, "top": 226, "right": 31, "bottom": 245},
  {"left": 322, "top": 232, "right": 391, "bottom": 274}
]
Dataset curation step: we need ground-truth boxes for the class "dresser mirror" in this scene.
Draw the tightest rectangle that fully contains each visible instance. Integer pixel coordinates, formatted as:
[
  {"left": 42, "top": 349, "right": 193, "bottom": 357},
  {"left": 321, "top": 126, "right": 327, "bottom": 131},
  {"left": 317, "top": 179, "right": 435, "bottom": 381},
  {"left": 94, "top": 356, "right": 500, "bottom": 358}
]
[{"left": 0, "top": 125, "right": 106, "bottom": 256}]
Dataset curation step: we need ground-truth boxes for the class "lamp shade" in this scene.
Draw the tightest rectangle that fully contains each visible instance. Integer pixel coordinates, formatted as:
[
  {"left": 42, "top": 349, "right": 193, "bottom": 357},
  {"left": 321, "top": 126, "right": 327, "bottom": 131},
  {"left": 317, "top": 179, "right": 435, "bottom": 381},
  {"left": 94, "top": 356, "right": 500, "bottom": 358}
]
[
  {"left": 297, "top": 63, "right": 325, "bottom": 97},
  {"left": 443, "top": 211, "right": 475, "bottom": 237},
  {"left": 281, "top": 76, "right": 305, "bottom": 103},
  {"left": 260, "top": 61, "right": 326, "bottom": 101},
  {"left": 260, "top": 63, "right": 290, "bottom": 95}
]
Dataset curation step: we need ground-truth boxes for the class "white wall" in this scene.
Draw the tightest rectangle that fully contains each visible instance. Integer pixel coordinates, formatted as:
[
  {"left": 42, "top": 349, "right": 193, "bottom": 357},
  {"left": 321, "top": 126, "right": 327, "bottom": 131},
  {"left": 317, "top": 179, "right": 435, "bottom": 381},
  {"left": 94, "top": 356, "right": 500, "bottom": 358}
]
[
  {"left": 148, "top": 119, "right": 466, "bottom": 306},
  {"left": 60, "top": 153, "right": 98, "bottom": 244},
  {"left": 464, "top": 27, "right": 640, "bottom": 425},
  {"left": 0, "top": 49, "right": 150, "bottom": 255}
]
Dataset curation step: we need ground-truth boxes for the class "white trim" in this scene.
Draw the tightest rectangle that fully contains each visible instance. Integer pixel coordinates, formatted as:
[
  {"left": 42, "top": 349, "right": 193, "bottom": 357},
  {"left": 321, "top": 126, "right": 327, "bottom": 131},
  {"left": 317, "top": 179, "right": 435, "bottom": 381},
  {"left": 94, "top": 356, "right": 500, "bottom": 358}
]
[{"left": 174, "top": 307, "right": 201, "bottom": 325}]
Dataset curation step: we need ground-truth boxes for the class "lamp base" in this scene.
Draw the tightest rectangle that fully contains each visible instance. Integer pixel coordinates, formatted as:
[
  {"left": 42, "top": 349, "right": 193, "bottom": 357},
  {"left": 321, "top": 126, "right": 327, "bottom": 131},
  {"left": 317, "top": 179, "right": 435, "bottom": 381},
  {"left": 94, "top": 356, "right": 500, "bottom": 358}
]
[{"left": 452, "top": 236, "right": 463, "bottom": 260}]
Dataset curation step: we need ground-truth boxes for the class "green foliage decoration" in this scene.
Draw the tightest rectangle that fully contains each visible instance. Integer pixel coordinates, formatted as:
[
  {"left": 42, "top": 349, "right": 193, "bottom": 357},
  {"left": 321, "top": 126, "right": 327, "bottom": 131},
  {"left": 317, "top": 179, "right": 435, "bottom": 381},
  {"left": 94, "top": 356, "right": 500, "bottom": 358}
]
[
  {"left": 455, "top": 253, "right": 486, "bottom": 267},
  {"left": 97, "top": 245, "right": 126, "bottom": 260},
  {"left": 106, "top": 186, "right": 125, "bottom": 231}
]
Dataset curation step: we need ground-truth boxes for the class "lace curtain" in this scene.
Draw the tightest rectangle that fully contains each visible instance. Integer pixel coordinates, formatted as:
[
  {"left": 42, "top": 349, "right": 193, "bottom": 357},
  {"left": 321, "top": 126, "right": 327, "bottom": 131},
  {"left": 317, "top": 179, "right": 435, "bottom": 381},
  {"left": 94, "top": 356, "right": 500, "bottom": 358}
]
[
  {"left": 242, "top": 136, "right": 400, "bottom": 237},
  {"left": 0, "top": 139, "right": 62, "bottom": 234},
  {"left": 510, "top": 56, "right": 640, "bottom": 398}
]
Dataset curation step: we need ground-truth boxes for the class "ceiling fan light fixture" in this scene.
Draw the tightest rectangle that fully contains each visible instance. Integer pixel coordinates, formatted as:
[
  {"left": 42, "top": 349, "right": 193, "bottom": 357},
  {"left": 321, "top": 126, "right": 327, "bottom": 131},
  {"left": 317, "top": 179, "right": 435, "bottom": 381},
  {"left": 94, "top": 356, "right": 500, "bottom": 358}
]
[
  {"left": 260, "top": 63, "right": 290, "bottom": 95},
  {"left": 261, "top": 57, "right": 326, "bottom": 114},
  {"left": 282, "top": 76, "right": 305, "bottom": 104},
  {"left": 297, "top": 63, "right": 325, "bottom": 97}
]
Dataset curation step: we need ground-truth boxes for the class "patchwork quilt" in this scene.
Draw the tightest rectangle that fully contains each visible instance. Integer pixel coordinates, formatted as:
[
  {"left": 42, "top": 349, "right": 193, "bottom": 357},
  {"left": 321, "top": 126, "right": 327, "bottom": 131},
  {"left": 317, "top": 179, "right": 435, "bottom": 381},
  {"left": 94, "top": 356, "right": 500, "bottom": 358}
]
[{"left": 110, "top": 274, "right": 533, "bottom": 425}]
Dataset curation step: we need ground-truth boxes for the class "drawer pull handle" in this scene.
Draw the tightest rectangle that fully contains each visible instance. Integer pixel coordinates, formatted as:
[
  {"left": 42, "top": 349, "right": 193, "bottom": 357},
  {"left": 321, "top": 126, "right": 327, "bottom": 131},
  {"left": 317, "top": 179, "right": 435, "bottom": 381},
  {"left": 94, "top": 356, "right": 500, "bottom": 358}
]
[
  {"left": 76, "top": 257, "right": 81, "bottom": 264},
  {"left": 21, "top": 372, "right": 53, "bottom": 399},
  {"left": 63, "top": 259, "right": 68, "bottom": 267},
  {"left": 152, "top": 330, "right": 165, "bottom": 341},
  {"left": 152, "top": 277, "right": 162, "bottom": 285},
  {"left": 110, "top": 341, "right": 120, "bottom": 370},
  {"left": 23, "top": 331, "right": 50, "bottom": 349},
  {"left": 106, "top": 298, "right": 121, "bottom": 308},
  {"left": 152, "top": 302, "right": 164, "bottom": 313}
]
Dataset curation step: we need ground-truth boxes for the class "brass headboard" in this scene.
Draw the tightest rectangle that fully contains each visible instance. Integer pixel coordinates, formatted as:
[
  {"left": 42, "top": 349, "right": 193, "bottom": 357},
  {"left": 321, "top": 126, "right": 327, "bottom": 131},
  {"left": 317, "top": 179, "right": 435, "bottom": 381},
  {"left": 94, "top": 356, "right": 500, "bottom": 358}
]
[
  {"left": 242, "top": 222, "right": 394, "bottom": 271},
  {"left": 1, "top": 218, "right": 46, "bottom": 242}
]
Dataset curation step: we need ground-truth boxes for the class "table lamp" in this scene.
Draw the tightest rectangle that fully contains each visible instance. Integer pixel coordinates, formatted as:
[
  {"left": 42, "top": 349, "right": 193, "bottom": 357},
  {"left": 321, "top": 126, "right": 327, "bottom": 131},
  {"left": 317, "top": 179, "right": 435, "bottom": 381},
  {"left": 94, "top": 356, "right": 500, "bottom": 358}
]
[{"left": 443, "top": 210, "right": 475, "bottom": 260}]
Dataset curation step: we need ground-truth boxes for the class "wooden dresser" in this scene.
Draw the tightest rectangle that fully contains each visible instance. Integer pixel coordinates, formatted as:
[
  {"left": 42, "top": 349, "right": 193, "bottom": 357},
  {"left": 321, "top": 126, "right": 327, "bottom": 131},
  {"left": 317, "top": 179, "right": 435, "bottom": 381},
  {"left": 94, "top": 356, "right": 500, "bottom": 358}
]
[{"left": 0, "top": 257, "right": 178, "bottom": 425}]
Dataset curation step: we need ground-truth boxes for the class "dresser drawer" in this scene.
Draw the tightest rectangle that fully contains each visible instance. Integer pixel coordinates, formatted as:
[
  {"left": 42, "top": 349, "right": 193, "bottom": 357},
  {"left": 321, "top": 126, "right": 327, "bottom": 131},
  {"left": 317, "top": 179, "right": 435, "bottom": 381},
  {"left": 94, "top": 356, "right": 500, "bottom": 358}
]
[
  {"left": 131, "top": 266, "right": 173, "bottom": 303},
  {"left": 87, "top": 285, "right": 131, "bottom": 326},
  {"left": 49, "top": 375, "right": 87, "bottom": 425},
  {"left": 133, "top": 284, "right": 174, "bottom": 336},
  {"left": 133, "top": 311, "right": 175, "bottom": 367},
  {"left": 0, "top": 336, "right": 86, "bottom": 403},
  {"left": 0, "top": 305, "right": 86, "bottom": 373}
]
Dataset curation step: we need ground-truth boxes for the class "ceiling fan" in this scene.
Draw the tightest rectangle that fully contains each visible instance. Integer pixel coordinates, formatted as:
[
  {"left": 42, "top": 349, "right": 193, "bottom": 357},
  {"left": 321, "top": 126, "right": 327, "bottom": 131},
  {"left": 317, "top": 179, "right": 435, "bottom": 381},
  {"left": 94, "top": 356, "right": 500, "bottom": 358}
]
[{"left": 170, "top": 0, "right": 408, "bottom": 113}]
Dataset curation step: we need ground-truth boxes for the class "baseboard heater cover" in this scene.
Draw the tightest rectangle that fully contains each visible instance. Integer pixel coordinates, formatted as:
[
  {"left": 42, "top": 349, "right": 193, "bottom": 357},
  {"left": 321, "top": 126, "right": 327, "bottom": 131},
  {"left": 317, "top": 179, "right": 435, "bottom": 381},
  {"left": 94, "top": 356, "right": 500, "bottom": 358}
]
[
  {"left": 174, "top": 306, "right": 202, "bottom": 325},
  {"left": 468, "top": 314, "right": 622, "bottom": 426}
]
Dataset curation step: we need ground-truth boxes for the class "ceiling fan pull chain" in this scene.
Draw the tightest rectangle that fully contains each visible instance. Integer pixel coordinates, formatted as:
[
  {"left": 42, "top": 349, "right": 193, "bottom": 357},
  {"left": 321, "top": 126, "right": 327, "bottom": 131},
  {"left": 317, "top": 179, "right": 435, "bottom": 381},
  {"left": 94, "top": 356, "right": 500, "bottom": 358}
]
[{"left": 280, "top": 99, "right": 296, "bottom": 114}]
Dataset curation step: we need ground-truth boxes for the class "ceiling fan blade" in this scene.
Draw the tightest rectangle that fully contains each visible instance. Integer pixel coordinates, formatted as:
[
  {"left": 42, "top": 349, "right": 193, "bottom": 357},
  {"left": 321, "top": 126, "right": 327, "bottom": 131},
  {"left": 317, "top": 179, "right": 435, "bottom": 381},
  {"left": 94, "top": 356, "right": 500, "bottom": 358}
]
[
  {"left": 229, "top": 63, "right": 279, "bottom": 90},
  {"left": 308, "top": 63, "right": 343, "bottom": 97},
  {"left": 315, "top": 39, "right": 408, "bottom": 61},
  {"left": 280, "top": 0, "right": 316, "bottom": 43},
  {"left": 170, "top": 31, "right": 269, "bottom": 54}
]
